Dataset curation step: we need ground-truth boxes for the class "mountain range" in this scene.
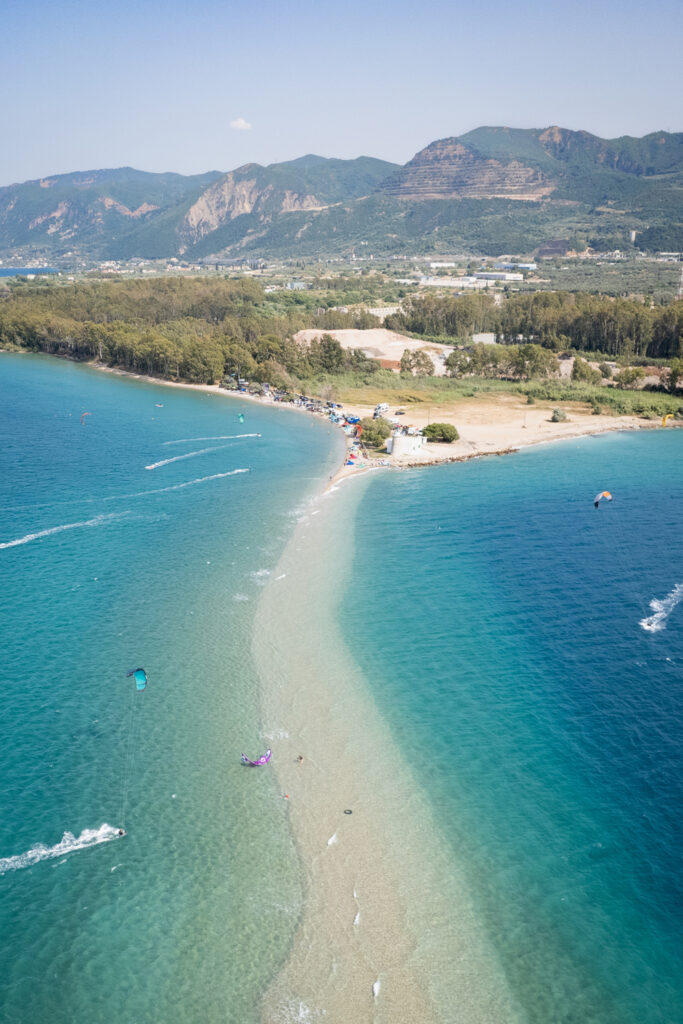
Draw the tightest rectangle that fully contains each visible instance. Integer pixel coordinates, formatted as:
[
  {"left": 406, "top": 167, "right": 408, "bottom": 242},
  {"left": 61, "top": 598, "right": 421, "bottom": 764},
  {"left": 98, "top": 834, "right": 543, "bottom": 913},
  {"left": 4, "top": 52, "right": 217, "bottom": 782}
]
[{"left": 2, "top": 127, "right": 682, "bottom": 261}]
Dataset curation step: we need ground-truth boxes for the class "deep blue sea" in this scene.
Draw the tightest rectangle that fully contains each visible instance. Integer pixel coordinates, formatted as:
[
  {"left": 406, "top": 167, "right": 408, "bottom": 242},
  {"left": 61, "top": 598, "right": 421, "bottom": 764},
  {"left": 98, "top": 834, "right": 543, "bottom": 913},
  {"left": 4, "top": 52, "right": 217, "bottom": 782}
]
[
  {"left": 345, "top": 432, "right": 683, "bottom": 1023},
  {"left": 0, "top": 353, "right": 341, "bottom": 1024}
]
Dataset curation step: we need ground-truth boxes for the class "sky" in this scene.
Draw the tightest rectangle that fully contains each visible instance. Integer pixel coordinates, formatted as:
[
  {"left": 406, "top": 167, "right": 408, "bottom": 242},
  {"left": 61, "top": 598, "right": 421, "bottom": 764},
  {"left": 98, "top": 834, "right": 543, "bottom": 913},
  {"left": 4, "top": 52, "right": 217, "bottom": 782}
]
[{"left": 2, "top": 0, "right": 682, "bottom": 185}]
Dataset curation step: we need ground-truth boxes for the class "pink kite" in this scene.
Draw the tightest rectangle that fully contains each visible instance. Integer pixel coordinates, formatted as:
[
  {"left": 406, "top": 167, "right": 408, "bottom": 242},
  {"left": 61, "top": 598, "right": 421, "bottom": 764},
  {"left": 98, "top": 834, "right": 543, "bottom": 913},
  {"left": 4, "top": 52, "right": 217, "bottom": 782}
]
[{"left": 241, "top": 749, "right": 272, "bottom": 767}]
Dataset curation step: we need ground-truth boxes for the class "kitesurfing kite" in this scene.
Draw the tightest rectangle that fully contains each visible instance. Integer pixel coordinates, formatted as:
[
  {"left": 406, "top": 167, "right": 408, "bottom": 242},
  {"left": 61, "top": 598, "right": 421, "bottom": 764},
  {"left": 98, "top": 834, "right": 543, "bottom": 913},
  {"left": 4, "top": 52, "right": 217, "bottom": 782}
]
[
  {"left": 238, "top": 413, "right": 245, "bottom": 423},
  {"left": 594, "top": 491, "right": 613, "bottom": 508},
  {"left": 126, "top": 668, "right": 148, "bottom": 691},
  {"left": 241, "top": 748, "right": 272, "bottom": 766},
  {"left": 662, "top": 414, "right": 674, "bottom": 427},
  {"left": 81, "top": 412, "right": 91, "bottom": 425}
]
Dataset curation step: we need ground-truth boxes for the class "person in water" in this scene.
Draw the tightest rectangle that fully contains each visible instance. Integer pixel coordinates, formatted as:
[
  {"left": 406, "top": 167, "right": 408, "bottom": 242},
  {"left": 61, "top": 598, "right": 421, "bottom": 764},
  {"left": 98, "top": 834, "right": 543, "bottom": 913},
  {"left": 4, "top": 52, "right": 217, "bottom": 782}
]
[{"left": 118, "top": 829, "right": 125, "bottom": 836}]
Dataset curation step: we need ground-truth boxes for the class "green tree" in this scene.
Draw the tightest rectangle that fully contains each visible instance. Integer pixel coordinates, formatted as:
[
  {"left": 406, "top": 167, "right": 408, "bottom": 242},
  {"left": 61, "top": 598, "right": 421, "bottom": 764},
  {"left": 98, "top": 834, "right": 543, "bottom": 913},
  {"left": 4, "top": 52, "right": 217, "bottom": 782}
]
[
  {"left": 572, "top": 356, "right": 602, "bottom": 386},
  {"left": 445, "top": 349, "right": 471, "bottom": 377},
  {"left": 510, "top": 344, "right": 558, "bottom": 381},
  {"left": 422, "top": 423, "right": 459, "bottom": 442},
  {"left": 400, "top": 349, "right": 414, "bottom": 374},
  {"left": 359, "top": 417, "right": 392, "bottom": 447},
  {"left": 400, "top": 348, "right": 434, "bottom": 376},
  {"left": 614, "top": 367, "right": 645, "bottom": 389},
  {"left": 665, "top": 358, "right": 683, "bottom": 392},
  {"left": 412, "top": 349, "right": 435, "bottom": 376}
]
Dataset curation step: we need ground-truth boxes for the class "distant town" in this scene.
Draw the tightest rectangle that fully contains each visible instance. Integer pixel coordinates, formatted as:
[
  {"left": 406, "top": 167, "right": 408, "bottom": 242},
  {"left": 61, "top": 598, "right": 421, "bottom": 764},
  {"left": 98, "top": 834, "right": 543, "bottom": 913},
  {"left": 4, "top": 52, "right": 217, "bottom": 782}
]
[{"left": 2, "top": 248, "right": 682, "bottom": 306}]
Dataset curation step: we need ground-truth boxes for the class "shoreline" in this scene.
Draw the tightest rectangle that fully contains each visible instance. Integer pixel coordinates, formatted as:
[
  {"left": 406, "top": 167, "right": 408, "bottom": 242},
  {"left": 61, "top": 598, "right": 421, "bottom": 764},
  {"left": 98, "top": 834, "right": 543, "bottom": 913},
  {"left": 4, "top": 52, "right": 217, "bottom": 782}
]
[
  {"left": 80, "top": 359, "right": 666, "bottom": 489},
  {"left": 252, "top": 475, "right": 523, "bottom": 1024}
]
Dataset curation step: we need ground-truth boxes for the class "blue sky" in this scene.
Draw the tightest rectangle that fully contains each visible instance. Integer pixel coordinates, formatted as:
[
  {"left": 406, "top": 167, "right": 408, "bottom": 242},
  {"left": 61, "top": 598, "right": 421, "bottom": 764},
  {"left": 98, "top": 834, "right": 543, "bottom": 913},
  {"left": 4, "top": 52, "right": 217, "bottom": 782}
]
[{"left": 3, "top": 0, "right": 682, "bottom": 185}]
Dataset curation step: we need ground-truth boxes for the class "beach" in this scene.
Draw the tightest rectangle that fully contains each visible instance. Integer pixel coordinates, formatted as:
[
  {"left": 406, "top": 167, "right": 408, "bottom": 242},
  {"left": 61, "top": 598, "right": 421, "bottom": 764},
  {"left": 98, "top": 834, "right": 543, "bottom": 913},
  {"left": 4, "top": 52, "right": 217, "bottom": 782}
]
[
  {"left": 252, "top": 478, "right": 523, "bottom": 1024},
  {"left": 328, "top": 392, "right": 659, "bottom": 484},
  {"left": 91, "top": 363, "right": 665, "bottom": 485}
]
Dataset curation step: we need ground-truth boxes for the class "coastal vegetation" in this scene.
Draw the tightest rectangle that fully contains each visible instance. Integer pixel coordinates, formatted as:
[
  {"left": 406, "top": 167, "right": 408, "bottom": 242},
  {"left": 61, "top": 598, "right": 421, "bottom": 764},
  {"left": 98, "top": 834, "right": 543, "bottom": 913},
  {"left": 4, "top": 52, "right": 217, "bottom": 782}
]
[
  {"left": 358, "top": 417, "right": 392, "bottom": 447},
  {"left": 388, "top": 291, "right": 683, "bottom": 360},
  {"left": 422, "top": 422, "right": 459, "bottom": 442},
  {"left": 1, "top": 277, "right": 681, "bottom": 420}
]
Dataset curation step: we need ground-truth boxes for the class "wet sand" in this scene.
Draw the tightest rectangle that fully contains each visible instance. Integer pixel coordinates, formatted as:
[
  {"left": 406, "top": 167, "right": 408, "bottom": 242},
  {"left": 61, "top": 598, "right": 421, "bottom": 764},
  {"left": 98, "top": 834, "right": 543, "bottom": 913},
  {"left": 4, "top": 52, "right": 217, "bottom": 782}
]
[{"left": 252, "top": 479, "right": 523, "bottom": 1024}]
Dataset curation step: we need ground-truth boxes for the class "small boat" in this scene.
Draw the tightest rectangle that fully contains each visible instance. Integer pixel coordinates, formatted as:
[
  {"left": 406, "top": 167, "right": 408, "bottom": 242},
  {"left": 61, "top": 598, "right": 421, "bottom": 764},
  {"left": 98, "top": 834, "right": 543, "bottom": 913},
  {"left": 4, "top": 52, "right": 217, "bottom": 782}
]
[{"left": 241, "top": 749, "right": 272, "bottom": 767}]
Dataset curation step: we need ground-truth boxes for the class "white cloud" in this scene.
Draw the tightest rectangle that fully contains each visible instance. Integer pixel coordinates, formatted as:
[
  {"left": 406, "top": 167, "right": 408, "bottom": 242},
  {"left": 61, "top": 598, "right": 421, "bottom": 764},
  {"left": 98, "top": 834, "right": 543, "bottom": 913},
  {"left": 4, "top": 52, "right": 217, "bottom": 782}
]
[{"left": 230, "top": 117, "right": 252, "bottom": 131}]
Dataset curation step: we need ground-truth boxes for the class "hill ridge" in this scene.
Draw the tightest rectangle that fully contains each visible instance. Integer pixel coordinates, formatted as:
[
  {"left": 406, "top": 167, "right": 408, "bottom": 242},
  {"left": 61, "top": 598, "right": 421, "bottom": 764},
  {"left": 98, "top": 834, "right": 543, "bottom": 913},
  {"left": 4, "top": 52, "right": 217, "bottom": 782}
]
[{"left": 1, "top": 128, "right": 682, "bottom": 260}]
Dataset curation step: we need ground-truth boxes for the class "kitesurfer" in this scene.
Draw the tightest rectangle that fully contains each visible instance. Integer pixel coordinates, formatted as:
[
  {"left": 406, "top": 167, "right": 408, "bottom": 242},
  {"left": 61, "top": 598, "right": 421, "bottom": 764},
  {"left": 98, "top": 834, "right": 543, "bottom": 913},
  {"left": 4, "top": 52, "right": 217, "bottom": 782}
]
[{"left": 118, "top": 829, "right": 125, "bottom": 836}]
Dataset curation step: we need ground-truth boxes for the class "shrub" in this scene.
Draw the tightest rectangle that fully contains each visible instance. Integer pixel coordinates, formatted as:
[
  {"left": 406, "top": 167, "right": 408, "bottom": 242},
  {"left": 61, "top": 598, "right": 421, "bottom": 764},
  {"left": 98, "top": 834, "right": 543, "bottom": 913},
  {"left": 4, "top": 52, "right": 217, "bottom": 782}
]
[
  {"left": 401, "top": 348, "right": 435, "bottom": 376},
  {"left": 359, "top": 417, "right": 392, "bottom": 447},
  {"left": 551, "top": 408, "right": 568, "bottom": 422},
  {"left": 572, "top": 356, "right": 602, "bottom": 386},
  {"left": 598, "top": 362, "right": 612, "bottom": 379},
  {"left": 423, "top": 422, "right": 459, "bottom": 443},
  {"left": 614, "top": 367, "right": 645, "bottom": 389},
  {"left": 527, "top": 394, "right": 535, "bottom": 404}
]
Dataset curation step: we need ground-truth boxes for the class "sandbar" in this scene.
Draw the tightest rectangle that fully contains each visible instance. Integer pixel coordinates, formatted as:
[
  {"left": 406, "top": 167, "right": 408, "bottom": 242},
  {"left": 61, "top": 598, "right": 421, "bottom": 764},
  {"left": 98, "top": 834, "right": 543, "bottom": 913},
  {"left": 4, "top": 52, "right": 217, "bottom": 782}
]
[{"left": 252, "top": 478, "right": 524, "bottom": 1023}]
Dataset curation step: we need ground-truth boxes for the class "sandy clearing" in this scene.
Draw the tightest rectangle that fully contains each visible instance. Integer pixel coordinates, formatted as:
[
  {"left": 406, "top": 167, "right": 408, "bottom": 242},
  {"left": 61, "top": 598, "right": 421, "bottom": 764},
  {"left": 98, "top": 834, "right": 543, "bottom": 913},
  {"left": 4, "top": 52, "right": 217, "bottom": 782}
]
[{"left": 294, "top": 328, "right": 454, "bottom": 374}]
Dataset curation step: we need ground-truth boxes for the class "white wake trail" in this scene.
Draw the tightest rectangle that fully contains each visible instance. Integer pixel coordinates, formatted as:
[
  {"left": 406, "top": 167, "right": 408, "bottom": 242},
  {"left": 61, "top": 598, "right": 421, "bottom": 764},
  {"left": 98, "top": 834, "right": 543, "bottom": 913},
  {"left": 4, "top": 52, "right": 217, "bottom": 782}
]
[
  {"left": 0, "top": 512, "right": 129, "bottom": 550},
  {"left": 104, "top": 469, "right": 251, "bottom": 501},
  {"left": 145, "top": 444, "right": 233, "bottom": 470},
  {"left": 162, "top": 433, "right": 261, "bottom": 446},
  {"left": 640, "top": 583, "right": 683, "bottom": 633},
  {"left": 0, "top": 825, "right": 123, "bottom": 875}
]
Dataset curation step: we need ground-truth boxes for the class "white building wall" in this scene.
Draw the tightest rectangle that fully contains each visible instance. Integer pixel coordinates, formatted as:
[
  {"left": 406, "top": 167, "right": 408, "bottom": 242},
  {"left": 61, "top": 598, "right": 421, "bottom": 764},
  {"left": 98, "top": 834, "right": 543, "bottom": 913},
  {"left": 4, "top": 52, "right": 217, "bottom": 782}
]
[{"left": 386, "top": 434, "right": 427, "bottom": 456}]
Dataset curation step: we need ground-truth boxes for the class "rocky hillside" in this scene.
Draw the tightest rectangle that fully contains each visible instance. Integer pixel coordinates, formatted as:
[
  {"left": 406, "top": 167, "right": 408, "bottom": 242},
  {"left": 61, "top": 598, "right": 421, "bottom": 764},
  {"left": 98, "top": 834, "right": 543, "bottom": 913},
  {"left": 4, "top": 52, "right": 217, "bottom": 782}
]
[
  {"left": 0, "top": 167, "right": 224, "bottom": 259},
  {"left": 1, "top": 128, "right": 682, "bottom": 261},
  {"left": 177, "top": 155, "right": 398, "bottom": 247},
  {"left": 379, "top": 139, "right": 554, "bottom": 200},
  {"left": 379, "top": 127, "right": 683, "bottom": 202}
]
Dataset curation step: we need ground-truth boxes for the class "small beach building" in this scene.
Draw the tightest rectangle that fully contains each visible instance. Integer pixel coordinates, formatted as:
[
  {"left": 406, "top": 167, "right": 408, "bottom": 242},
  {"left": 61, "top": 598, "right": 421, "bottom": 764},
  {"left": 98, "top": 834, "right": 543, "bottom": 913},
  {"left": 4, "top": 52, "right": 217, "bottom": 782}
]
[{"left": 386, "top": 434, "right": 427, "bottom": 456}]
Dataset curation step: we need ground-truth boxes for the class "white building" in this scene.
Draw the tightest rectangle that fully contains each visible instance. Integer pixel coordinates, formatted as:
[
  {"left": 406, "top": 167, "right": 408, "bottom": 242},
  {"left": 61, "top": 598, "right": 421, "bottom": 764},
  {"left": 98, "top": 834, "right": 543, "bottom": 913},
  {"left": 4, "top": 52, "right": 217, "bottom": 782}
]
[
  {"left": 386, "top": 434, "right": 427, "bottom": 456},
  {"left": 420, "top": 276, "right": 490, "bottom": 290},
  {"left": 474, "top": 272, "right": 523, "bottom": 282}
]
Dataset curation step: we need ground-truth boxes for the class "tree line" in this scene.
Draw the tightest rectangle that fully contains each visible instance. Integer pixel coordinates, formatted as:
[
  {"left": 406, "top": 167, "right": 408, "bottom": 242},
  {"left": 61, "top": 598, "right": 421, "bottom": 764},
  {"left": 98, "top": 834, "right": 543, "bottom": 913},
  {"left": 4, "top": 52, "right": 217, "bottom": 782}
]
[
  {"left": 387, "top": 291, "right": 683, "bottom": 360},
  {"left": 2, "top": 277, "right": 681, "bottom": 393},
  {"left": 0, "top": 277, "right": 379, "bottom": 386}
]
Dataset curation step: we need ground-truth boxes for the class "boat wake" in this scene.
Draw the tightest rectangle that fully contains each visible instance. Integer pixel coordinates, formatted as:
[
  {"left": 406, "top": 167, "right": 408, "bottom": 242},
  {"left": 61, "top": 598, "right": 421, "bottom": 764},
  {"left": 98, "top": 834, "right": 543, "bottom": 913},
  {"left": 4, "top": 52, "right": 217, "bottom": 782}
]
[
  {"left": 639, "top": 583, "right": 683, "bottom": 633},
  {"left": 0, "top": 512, "right": 130, "bottom": 550},
  {"left": 145, "top": 444, "right": 237, "bottom": 470},
  {"left": 104, "top": 469, "right": 251, "bottom": 501},
  {"left": 162, "top": 433, "right": 260, "bottom": 445},
  {"left": 0, "top": 824, "right": 123, "bottom": 875}
]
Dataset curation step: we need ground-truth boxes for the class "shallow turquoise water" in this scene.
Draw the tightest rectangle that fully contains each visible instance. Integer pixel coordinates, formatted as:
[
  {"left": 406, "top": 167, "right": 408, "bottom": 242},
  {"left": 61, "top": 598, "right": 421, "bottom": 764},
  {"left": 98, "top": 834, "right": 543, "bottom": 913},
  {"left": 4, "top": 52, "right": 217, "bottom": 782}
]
[
  {"left": 0, "top": 353, "right": 341, "bottom": 1023},
  {"left": 345, "top": 432, "right": 683, "bottom": 1023}
]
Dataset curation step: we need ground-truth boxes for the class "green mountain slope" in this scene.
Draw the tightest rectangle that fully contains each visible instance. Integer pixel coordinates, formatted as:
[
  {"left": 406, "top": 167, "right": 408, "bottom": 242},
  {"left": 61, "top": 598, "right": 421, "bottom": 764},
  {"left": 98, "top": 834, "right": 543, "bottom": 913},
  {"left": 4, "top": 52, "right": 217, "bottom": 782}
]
[
  {"left": 1, "top": 129, "right": 682, "bottom": 260},
  {"left": 0, "top": 167, "right": 223, "bottom": 258}
]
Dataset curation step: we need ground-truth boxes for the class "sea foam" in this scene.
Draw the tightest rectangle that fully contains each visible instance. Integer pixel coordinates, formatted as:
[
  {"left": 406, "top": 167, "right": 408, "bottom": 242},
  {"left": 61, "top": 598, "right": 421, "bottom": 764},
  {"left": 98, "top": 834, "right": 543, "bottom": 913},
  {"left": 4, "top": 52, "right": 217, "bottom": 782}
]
[
  {"left": 639, "top": 584, "right": 683, "bottom": 633},
  {"left": 0, "top": 824, "right": 122, "bottom": 874},
  {"left": 162, "top": 433, "right": 260, "bottom": 445},
  {"left": 145, "top": 444, "right": 236, "bottom": 470},
  {"left": 0, "top": 512, "right": 129, "bottom": 550},
  {"left": 105, "top": 469, "right": 250, "bottom": 501}
]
